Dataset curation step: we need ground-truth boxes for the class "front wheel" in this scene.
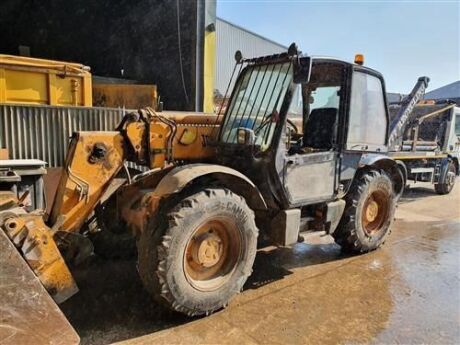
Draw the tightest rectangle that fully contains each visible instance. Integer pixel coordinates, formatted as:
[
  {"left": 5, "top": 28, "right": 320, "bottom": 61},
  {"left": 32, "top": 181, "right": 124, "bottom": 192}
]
[
  {"left": 333, "top": 170, "right": 396, "bottom": 253},
  {"left": 435, "top": 160, "right": 456, "bottom": 195},
  {"left": 137, "top": 188, "right": 258, "bottom": 316}
]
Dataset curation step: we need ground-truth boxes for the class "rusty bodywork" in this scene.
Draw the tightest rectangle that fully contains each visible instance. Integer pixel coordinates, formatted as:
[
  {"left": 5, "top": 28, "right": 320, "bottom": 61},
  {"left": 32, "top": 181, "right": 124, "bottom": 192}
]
[
  {"left": 0, "top": 228, "right": 79, "bottom": 345},
  {"left": 1, "top": 210, "right": 78, "bottom": 303},
  {"left": 118, "top": 163, "right": 267, "bottom": 237},
  {"left": 50, "top": 132, "right": 126, "bottom": 232},
  {"left": 0, "top": 107, "right": 222, "bottom": 302}
]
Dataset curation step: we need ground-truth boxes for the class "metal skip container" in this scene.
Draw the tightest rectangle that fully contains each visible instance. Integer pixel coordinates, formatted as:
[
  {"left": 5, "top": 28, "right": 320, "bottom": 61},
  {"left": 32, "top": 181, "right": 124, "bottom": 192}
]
[{"left": 0, "top": 54, "right": 92, "bottom": 107}]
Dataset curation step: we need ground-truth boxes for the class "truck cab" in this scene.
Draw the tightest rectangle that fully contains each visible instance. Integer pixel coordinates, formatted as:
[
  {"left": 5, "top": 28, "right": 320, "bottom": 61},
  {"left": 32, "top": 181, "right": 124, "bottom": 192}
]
[{"left": 217, "top": 48, "right": 402, "bottom": 230}]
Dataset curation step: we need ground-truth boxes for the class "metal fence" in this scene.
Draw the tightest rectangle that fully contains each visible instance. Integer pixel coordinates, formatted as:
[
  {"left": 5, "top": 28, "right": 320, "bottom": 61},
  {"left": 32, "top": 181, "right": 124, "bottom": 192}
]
[{"left": 0, "top": 104, "right": 126, "bottom": 167}]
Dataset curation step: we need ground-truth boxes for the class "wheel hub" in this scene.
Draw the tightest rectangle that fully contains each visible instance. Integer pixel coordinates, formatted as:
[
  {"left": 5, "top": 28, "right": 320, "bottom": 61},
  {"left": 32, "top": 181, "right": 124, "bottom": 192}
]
[
  {"left": 362, "top": 191, "right": 389, "bottom": 236},
  {"left": 365, "top": 200, "right": 379, "bottom": 223},
  {"left": 195, "top": 233, "right": 223, "bottom": 268},
  {"left": 184, "top": 218, "right": 241, "bottom": 291}
]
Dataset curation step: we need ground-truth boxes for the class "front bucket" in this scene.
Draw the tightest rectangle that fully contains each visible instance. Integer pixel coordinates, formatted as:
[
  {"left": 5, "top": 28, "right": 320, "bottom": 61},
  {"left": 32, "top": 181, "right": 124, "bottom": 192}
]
[{"left": 0, "top": 230, "right": 80, "bottom": 345}]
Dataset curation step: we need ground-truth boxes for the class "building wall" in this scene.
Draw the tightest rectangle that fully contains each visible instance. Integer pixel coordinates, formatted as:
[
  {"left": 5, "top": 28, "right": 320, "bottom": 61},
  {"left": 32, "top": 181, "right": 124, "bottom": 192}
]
[
  {"left": 0, "top": 104, "right": 125, "bottom": 167},
  {"left": 0, "top": 0, "right": 208, "bottom": 111},
  {"left": 215, "top": 17, "right": 287, "bottom": 97}
]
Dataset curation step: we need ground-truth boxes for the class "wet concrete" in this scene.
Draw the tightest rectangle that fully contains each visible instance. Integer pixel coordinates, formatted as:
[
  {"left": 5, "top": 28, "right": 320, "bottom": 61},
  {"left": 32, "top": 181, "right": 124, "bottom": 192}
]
[{"left": 61, "top": 182, "right": 460, "bottom": 345}]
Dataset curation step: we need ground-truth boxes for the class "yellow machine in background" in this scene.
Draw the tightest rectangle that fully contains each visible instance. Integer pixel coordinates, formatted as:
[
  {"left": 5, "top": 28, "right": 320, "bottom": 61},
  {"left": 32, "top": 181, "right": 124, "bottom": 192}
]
[
  {"left": 0, "top": 55, "right": 92, "bottom": 106},
  {"left": 0, "top": 50, "right": 217, "bottom": 111},
  {"left": 92, "top": 83, "right": 158, "bottom": 109}
]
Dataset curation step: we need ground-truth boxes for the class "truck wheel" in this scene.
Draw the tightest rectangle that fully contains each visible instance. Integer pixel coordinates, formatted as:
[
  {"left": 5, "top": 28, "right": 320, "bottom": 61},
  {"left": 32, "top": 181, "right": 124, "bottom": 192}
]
[
  {"left": 137, "top": 188, "right": 258, "bottom": 316},
  {"left": 333, "top": 170, "right": 396, "bottom": 253},
  {"left": 434, "top": 161, "right": 456, "bottom": 195},
  {"left": 395, "top": 161, "right": 407, "bottom": 199}
]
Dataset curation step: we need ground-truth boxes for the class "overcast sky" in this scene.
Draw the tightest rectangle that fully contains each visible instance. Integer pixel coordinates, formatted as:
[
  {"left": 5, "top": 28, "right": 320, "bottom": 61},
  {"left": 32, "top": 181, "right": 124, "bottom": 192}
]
[{"left": 217, "top": 0, "right": 459, "bottom": 93}]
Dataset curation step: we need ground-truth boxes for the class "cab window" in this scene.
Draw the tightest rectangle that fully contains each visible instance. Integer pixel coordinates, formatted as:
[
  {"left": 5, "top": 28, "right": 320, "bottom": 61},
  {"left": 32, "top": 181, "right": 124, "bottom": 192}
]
[
  {"left": 220, "top": 62, "right": 292, "bottom": 151},
  {"left": 286, "top": 63, "right": 344, "bottom": 154},
  {"left": 309, "top": 86, "right": 340, "bottom": 111},
  {"left": 347, "top": 72, "right": 387, "bottom": 149}
]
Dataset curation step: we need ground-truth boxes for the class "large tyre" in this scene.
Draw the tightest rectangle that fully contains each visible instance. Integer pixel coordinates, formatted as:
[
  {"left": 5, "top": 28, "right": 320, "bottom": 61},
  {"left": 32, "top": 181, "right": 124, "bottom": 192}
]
[
  {"left": 333, "top": 170, "right": 396, "bottom": 253},
  {"left": 137, "top": 188, "right": 258, "bottom": 316},
  {"left": 395, "top": 161, "right": 408, "bottom": 200},
  {"left": 435, "top": 160, "right": 456, "bottom": 195}
]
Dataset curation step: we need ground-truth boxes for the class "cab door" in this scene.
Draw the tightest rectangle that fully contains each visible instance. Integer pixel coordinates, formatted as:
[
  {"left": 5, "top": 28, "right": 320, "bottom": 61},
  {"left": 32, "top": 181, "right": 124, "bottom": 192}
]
[
  {"left": 282, "top": 82, "right": 343, "bottom": 206},
  {"left": 283, "top": 150, "right": 338, "bottom": 205}
]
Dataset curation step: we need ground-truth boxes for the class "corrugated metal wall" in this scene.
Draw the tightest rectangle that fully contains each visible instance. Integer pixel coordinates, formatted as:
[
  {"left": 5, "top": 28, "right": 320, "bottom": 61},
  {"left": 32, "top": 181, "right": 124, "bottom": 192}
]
[
  {"left": 215, "top": 17, "right": 287, "bottom": 96},
  {"left": 0, "top": 104, "right": 125, "bottom": 167}
]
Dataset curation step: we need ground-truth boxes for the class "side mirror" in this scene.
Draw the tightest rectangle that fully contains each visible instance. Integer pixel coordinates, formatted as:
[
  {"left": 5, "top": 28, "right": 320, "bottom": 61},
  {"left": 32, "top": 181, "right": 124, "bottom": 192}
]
[{"left": 237, "top": 127, "right": 255, "bottom": 146}]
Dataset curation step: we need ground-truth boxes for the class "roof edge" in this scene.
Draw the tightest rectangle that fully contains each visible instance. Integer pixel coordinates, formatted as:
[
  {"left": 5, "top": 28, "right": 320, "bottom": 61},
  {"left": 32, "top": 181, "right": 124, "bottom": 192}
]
[{"left": 216, "top": 17, "right": 288, "bottom": 50}]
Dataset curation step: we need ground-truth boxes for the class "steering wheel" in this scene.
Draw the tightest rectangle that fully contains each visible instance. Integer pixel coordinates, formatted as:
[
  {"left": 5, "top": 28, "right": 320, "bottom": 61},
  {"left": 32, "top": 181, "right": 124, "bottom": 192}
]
[{"left": 286, "top": 118, "right": 299, "bottom": 134}]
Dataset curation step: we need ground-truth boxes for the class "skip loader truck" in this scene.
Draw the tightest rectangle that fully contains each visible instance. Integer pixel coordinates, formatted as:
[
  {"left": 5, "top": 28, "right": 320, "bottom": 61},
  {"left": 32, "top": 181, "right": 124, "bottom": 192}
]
[
  {"left": 3, "top": 45, "right": 423, "bottom": 324},
  {"left": 387, "top": 78, "right": 460, "bottom": 194}
]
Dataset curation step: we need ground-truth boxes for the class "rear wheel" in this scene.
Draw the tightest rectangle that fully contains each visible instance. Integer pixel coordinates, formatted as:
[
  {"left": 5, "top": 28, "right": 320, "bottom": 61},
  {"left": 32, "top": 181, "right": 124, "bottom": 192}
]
[
  {"left": 333, "top": 170, "right": 396, "bottom": 253},
  {"left": 137, "top": 188, "right": 258, "bottom": 316},
  {"left": 435, "top": 161, "right": 456, "bottom": 195}
]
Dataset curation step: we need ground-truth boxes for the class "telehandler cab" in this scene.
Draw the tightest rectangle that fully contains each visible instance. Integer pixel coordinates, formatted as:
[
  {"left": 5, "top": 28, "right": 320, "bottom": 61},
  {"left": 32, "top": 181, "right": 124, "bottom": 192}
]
[{"left": 1, "top": 44, "right": 404, "bottom": 318}]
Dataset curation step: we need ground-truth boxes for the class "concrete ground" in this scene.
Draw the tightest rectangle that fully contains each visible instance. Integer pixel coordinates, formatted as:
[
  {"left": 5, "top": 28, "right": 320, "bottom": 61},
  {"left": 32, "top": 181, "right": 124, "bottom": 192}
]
[{"left": 61, "top": 182, "right": 460, "bottom": 345}]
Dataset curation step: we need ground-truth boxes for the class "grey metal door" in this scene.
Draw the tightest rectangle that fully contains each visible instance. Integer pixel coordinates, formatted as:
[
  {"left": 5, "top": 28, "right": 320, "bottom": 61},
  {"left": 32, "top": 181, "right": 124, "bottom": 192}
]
[{"left": 283, "top": 151, "right": 337, "bottom": 205}]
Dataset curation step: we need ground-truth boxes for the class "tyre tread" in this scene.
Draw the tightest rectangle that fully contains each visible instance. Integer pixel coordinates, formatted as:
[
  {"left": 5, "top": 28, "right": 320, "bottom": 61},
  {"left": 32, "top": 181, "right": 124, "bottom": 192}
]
[
  {"left": 138, "top": 188, "right": 257, "bottom": 316},
  {"left": 333, "top": 170, "right": 394, "bottom": 253}
]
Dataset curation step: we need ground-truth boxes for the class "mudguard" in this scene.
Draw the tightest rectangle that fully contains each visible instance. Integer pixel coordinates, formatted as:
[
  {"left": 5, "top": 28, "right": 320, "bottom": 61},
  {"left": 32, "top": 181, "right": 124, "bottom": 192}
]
[
  {"left": 152, "top": 163, "right": 267, "bottom": 210},
  {"left": 358, "top": 153, "right": 395, "bottom": 168},
  {"left": 358, "top": 153, "right": 405, "bottom": 196}
]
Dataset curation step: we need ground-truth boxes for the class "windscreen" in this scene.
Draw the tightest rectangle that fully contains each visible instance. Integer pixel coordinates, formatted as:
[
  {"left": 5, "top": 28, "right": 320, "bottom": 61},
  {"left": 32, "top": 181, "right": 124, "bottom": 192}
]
[{"left": 220, "top": 62, "right": 293, "bottom": 151}]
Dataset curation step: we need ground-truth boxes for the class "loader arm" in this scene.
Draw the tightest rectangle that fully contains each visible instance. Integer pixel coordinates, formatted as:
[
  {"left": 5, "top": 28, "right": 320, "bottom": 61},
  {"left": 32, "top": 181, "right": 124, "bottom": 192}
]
[
  {"left": 49, "top": 131, "right": 126, "bottom": 232},
  {"left": 48, "top": 108, "right": 219, "bottom": 232}
]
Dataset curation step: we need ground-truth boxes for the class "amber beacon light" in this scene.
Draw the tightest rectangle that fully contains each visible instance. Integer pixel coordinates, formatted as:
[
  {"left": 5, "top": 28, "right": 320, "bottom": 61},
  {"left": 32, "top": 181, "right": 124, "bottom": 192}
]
[{"left": 354, "top": 54, "right": 364, "bottom": 65}]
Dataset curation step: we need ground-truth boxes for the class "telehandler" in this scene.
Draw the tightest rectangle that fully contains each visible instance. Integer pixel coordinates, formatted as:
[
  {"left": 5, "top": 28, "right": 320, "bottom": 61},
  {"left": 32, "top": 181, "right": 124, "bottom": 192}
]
[{"left": 1, "top": 45, "right": 407, "bottom": 318}]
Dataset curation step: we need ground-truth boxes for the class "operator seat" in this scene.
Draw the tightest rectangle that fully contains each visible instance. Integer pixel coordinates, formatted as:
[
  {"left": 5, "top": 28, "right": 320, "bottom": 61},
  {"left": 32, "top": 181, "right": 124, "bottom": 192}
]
[{"left": 303, "top": 108, "right": 338, "bottom": 150}]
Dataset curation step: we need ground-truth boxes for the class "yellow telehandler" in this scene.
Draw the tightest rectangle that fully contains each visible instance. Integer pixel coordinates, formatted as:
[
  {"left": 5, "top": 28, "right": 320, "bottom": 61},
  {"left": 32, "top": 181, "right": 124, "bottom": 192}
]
[{"left": 2, "top": 46, "right": 409, "bottom": 342}]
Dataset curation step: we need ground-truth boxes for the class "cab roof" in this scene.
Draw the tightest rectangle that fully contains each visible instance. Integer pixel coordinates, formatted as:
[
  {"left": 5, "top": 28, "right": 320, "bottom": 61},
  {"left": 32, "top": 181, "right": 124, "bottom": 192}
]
[
  {"left": 240, "top": 51, "right": 383, "bottom": 79},
  {"left": 311, "top": 55, "right": 383, "bottom": 77}
]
